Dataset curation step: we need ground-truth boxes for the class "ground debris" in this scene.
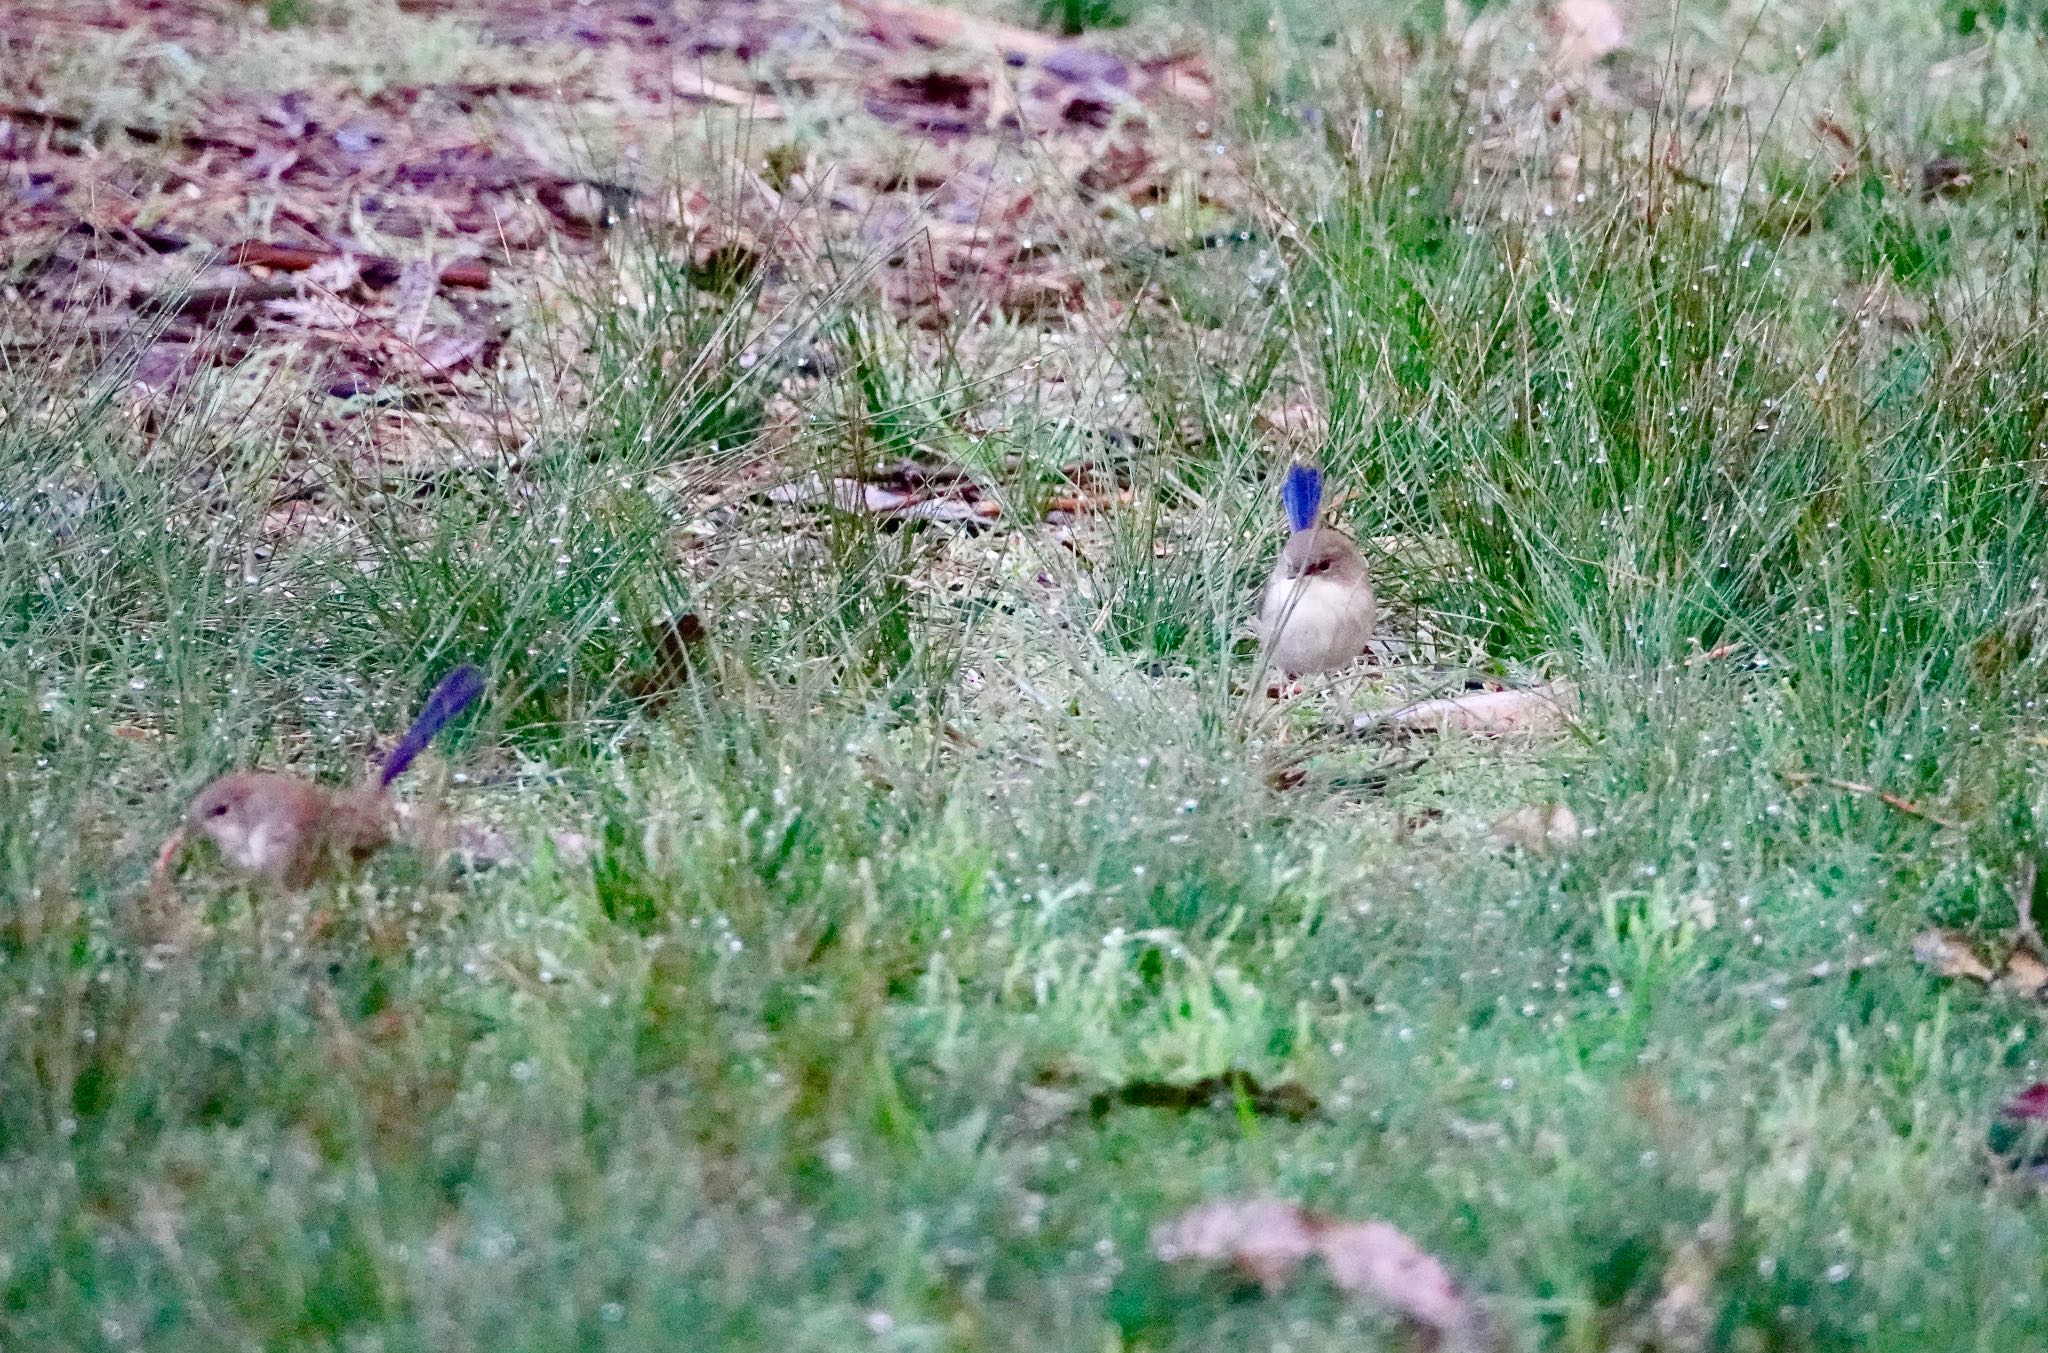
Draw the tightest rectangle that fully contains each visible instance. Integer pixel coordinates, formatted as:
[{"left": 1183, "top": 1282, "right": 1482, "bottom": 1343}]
[
  {"left": 1090, "top": 1068, "right": 1319, "bottom": 1121},
  {"left": 765, "top": 459, "right": 1128, "bottom": 525},
  {"left": 1486, "top": 802, "right": 1581, "bottom": 853},
  {"left": 1153, "top": 1197, "right": 1494, "bottom": 1349},
  {"left": 1909, "top": 928, "right": 2048, "bottom": 997},
  {"left": 1990, "top": 1083, "right": 2048, "bottom": 1175},
  {"left": 1547, "top": 0, "right": 1628, "bottom": 68},
  {"left": 1912, "top": 929, "right": 1998, "bottom": 983},
  {"left": 1357, "top": 683, "right": 1578, "bottom": 738},
  {"left": 3, "top": 0, "right": 1221, "bottom": 493}
]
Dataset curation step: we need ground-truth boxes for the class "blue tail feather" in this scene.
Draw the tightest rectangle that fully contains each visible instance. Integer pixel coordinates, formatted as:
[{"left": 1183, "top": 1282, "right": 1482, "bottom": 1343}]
[
  {"left": 380, "top": 664, "right": 485, "bottom": 786},
  {"left": 1281, "top": 464, "right": 1323, "bottom": 534}
]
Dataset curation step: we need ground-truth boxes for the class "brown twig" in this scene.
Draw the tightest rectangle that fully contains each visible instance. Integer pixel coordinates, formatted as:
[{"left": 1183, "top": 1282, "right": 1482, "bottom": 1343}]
[
  {"left": 1045, "top": 490, "right": 1131, "bottom": 515},
  {"left": 2014, "top": 856, "right": 2046, "bottom": 961},
  {"left": 1684, "top": 641, "right": 1743, "bottom": 667},
  {"left": 227, "top": 240, "right": 492, "bottom": 290},
  {"left": 160, "top": 277, "right": 299, "bottom": 315},
  {"left": 1779, "top": 771, "right": 1960, "bottom": 830}
]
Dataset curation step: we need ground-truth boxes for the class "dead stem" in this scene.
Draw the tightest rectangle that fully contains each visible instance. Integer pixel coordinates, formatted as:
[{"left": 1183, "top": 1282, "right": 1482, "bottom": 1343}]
[{"left": 1779, "top": 771, "right": 1960, "bottom": 831}]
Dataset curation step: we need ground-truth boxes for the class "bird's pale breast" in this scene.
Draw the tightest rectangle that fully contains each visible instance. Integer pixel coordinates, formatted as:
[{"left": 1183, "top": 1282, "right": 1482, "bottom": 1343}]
[{"left": 1258, "top": 574, "right": 1376, "bottom": 675}]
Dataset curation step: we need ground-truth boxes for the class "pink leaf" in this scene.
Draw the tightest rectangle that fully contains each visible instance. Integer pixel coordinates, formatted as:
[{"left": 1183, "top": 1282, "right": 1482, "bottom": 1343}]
[
  {"left": 1154, "top": 1198, "right": 1489, "bottom": 1345},
  {"left": 1151, "top": 1198, "right": 1318, "bottom": 1291},
  {"left": 1316, "top": 1220, "right": 1471, "bottom": 1333}
]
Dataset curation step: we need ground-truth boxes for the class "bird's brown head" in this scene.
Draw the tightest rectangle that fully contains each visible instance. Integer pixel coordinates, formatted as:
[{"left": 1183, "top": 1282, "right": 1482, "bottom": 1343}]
[
  {"left": 183, "top": 772, "right": 328, "bottom": 880},
  {"left": 1278, "top": 527, "right": 1367, "bottom": 584},
  {"left": 187, "top": 773, "right": 260, "bottom": 836}
]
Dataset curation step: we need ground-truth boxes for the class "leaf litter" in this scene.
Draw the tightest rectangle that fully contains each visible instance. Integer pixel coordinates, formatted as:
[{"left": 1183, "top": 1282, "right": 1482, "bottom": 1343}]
[
  {"left": 2, "top": 0, "right": 1223, "bottom": 523},
  {"left": 1990, "top": 1083, "right": 2048, "bottom": 1176},
  {"left": 1485, "top": 801, "right": 1582, "bottom": 853},
  {"left": 1089, "top": 1068, "right": 1319, "bottom": 1121},
  {"left": 1153, "top": 1196, "right": 1496, "bottom": 1350},
  {"left": 1911, "top": 928, "right": 2048, "bottom": 997}
]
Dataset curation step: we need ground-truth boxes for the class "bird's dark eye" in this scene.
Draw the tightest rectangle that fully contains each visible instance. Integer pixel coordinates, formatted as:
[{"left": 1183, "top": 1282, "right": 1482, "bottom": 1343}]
[
  {"left": 208, "top": 803, "right": 229, "bottom": 817},
  {"left": 1306, "top": 559, "right": 1332, "bottom": 575}
]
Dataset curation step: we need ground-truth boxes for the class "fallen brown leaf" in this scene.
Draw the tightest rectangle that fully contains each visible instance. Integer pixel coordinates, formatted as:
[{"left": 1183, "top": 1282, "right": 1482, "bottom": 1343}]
[
  {"left": 1684, "top": 641, "right": 1743, "bottom": 667},
  {"left": 1316, "top": 1220, "right": 1472, "bottom": 1335},
  {"left": 1153, "top": 1198, "right": 1320, "bottom": 1291},
  {"left": 1912, "top": 929, "right": 1997, "bottom": 984},
  {"left": 2005, "top": 950, "right": 2048, "bottom": 997},
  {"left": 1154, "top": 1197, "right": 1488, "bottom": 1346},
  {"left": 1486, "top": 802, "right": 1581, "bottom": 852},
  {"left": 1090, "top": 1069, "right": 1318, "bottom": 1121}
]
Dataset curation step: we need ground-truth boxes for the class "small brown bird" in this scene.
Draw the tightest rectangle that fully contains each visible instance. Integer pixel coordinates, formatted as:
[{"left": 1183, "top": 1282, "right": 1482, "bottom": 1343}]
[
  {"left": 1254, "top": 465, "right": 1376, "bottom": 677},
  {"left": 158, "top": 665, "right": 485, "bottom": 889}
]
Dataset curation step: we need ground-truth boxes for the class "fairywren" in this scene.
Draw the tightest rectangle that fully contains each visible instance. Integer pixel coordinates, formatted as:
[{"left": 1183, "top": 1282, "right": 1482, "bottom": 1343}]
[
  {"left": 161, "top": 665, "right": 486, "bottom": 889},
  {"left": 1254, "top": 464, "right": 1376, "bottom": 677}
]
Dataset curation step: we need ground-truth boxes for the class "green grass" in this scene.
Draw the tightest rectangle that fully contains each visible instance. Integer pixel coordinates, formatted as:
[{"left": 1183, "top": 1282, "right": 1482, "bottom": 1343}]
[{"left": 12, "top": 1, "right": 2048, "bottom": 1349}]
